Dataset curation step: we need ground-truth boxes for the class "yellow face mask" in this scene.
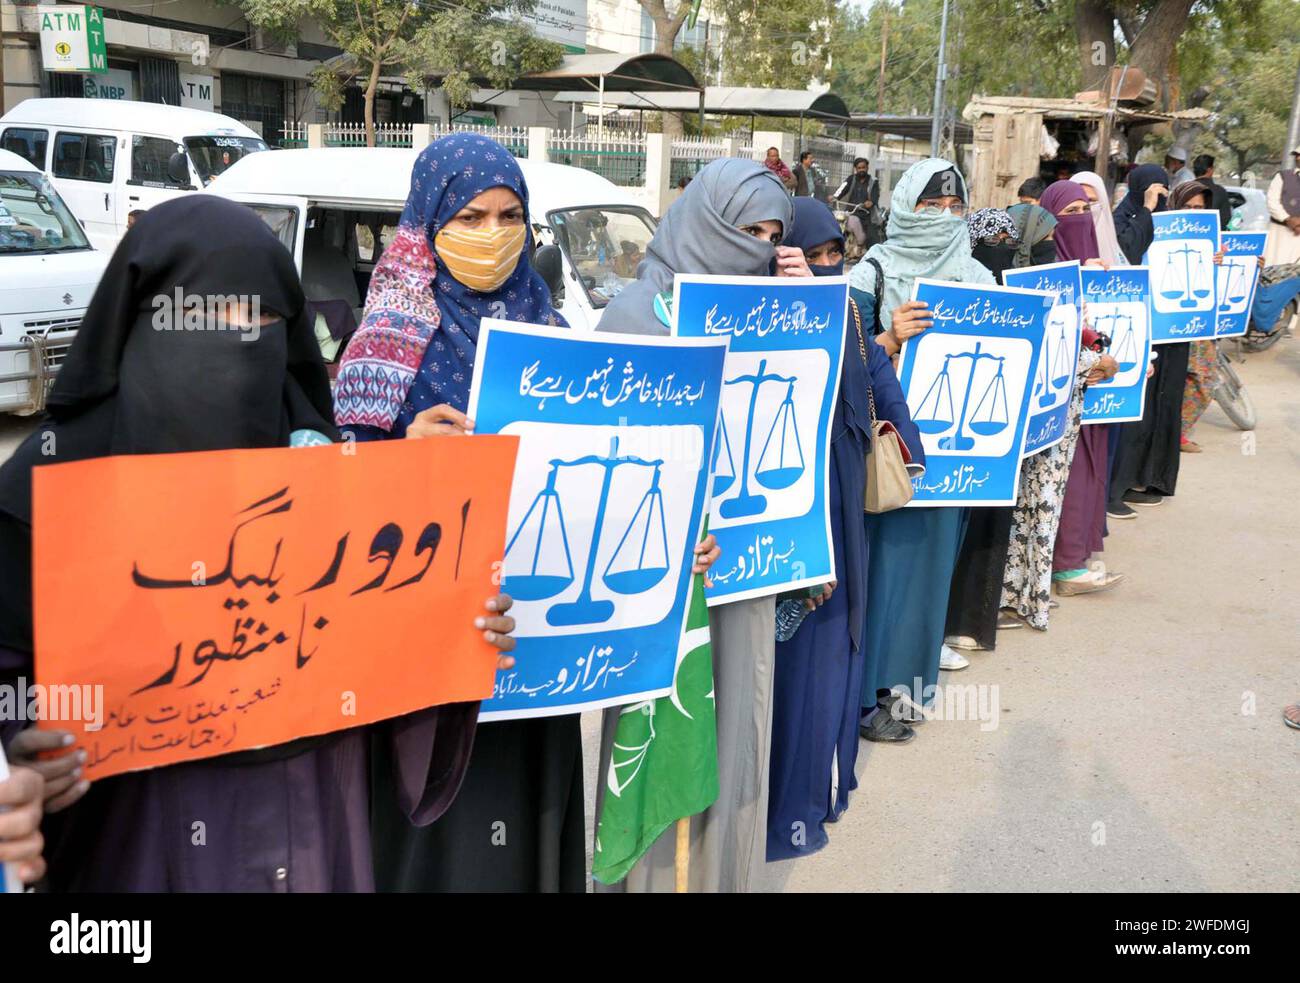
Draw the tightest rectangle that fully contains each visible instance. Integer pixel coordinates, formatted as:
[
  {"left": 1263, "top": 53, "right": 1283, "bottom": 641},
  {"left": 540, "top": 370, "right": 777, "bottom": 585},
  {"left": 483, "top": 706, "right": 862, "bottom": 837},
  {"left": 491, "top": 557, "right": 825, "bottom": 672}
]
[{"left": 434, "top": 224, "right": 527, "bottom": 293}]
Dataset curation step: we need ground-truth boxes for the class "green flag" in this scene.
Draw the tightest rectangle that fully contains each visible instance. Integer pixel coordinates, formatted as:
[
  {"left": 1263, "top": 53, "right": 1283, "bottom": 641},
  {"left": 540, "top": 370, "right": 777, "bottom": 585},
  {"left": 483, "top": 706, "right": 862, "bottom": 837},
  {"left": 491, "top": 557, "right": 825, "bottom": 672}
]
[{"left": 592, "top": 568, "right": 718, "bottom": 885}]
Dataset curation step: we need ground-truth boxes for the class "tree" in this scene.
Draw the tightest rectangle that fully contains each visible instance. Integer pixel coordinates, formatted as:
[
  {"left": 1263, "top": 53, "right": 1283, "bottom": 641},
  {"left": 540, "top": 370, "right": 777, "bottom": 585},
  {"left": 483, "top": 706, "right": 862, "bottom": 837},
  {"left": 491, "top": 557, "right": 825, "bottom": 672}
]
[
  {"left": 1071, "top": 0, "right": 1264, "bottom": 155},
  {"left": 232, "top": 0, "right": 563, "bottom": 146},
  {"left": 1192, "top": 0, "right": 1299, "bottom": 175},
  {"left": 637, "top": 1, "right": 697, "bottom": 139},
  {"left": 829, "top": 0, "right": 1077, "bottom": 125}
]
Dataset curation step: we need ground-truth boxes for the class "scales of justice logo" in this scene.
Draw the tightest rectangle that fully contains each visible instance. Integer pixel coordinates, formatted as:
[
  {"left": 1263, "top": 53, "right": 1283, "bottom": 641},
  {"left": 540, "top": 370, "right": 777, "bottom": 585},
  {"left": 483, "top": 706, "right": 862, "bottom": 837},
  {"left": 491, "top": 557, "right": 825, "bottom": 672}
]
[
  {"left": 499, "top": 424, "right": 703, "bottom": 634},
  {"left": 708, "top": 350, "right": 826, "bottom": 527},
  {"left": 1089, "top": 302, "right": 1148, "bottom": 389},
  {"left": 1215, "top": 256, "right": 1256, "bottom": 316},
  {"left": 1150, "top": 240, "right": 1216, "bottom": 314},
  {"left": 909, "top": 336, "right": 1031, "bottom": 458},
  {"left": 1031, "top": 301, "right": 1078, "bottom": 413}
]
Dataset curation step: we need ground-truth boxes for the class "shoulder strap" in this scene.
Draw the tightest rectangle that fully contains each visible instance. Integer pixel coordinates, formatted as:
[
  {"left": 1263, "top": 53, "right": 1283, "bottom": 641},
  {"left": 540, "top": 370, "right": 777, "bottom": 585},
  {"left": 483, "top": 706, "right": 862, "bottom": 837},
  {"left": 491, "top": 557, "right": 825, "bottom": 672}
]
[{"left": 849, "top": 298, "right": 879, "bottom": 426}]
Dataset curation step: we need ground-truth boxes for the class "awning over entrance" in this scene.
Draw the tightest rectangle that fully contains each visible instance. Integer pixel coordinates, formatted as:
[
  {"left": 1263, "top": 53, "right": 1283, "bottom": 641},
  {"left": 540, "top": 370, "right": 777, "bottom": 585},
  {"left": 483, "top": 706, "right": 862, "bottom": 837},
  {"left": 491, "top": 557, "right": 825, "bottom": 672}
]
[{"left": 553, "top": 86, "right": 849, "bottom": 122}]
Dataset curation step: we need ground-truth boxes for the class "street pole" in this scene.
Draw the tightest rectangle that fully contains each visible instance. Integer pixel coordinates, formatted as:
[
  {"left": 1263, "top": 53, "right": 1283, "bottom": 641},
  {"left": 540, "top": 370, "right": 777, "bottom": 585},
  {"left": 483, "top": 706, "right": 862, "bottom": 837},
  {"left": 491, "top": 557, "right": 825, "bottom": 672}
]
[
  {"left": 929, "top": 0, "right": 951, "bottom": 157},
  {"left": 0, "top": 0, "right": 8, "bottom": 116},
  {"left": 1286, "top": 56, "right": 1300, "bottom": 162},
  {"left": 875, "top": 4, "right": 889, "bottom": 157}
]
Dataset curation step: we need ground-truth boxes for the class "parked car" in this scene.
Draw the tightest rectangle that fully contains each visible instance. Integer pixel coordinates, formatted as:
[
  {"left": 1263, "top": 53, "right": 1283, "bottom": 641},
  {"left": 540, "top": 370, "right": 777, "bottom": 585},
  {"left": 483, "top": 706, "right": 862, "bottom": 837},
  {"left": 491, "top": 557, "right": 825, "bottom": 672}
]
[
  {"left": 0, "top": 148, "right": 108, "bottom": 414},
  {"left": 0, "top": 98, "right": 268, "bottom": 252},
  {"left": 205, "top": 147, "right": 658, "bottom": 342},
  {"left": 1223, "top": 185, "right": 1268, "bottom": 231}
]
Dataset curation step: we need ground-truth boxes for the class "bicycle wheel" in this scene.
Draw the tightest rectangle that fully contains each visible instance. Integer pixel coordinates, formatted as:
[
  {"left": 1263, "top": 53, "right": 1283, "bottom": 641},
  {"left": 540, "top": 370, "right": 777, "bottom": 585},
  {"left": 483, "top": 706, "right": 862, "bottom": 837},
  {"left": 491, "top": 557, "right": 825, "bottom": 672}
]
[{"left": 1213, "top": 350, "right": 1257, "bottom": 431}]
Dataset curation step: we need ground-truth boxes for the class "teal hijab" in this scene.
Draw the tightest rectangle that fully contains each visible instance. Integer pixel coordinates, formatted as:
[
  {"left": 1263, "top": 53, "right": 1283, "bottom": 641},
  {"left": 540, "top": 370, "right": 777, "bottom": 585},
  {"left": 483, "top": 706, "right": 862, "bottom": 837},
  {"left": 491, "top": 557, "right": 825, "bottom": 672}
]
[{"left": 848, "top": 157, "right": 992, "bottom": 330}]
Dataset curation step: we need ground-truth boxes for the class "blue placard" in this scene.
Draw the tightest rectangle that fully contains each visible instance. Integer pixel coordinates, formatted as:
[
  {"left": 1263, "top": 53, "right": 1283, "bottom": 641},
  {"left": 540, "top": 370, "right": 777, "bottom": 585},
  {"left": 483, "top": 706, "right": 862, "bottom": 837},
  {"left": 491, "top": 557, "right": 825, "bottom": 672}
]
[
  {"left": 1081, "top": 266, "right": 1153, "bottom": 424},
  {"left": 1001, "top": 261, "right": 1083, "bottom": 455},
  {"left": 672, "top": 274, "right": 847, "bottom": 605},
  {"left": 1215, "top": 232, "right": 1267, "bottom": 338},
  {"left": 467, "top": 320, "right": 728, "bottom": 720},
  {"left": 1145, "top": 209, "right": 1221, "bottom": 343},
  {"left": 898, "top": 279, "right": 1050, "bottom": 506}
]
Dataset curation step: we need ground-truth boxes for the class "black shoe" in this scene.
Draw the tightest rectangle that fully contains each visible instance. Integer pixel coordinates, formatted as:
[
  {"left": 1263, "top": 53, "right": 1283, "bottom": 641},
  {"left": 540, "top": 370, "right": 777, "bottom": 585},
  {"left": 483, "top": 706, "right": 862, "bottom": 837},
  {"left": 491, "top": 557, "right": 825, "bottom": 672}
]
[
  {"left": 879, "top": 692, "right": 924, "bottom": 724},
  {"left": 1107, "top": 501, "right": 1137, "bottom": 520},
  {"left": 860, "top": 710, "right": 916, "bottom": 744},
  {"left": 1123, "top": 489, "right": 1163, "bottom": 507}
]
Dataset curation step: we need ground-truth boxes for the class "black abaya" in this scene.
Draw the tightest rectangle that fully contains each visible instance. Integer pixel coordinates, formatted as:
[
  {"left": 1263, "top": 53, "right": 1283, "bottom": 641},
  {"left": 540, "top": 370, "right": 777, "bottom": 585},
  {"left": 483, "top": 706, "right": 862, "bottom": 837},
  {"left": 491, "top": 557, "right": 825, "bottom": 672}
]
[
  {"left": 1110, "top": 341, "right": 1190, "bottom": 500},
  {"left": 945, "top": 506, "right": 1014, "bottom": 650},
  {"left": 371, "top": 716, "right": 586, "bottom": 892}
]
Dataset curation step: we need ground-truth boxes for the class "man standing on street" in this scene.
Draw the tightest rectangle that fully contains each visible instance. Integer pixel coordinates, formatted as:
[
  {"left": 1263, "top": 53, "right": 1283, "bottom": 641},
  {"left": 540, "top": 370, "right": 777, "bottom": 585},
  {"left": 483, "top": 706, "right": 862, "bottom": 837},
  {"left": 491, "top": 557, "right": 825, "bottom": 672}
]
[
  {"left": 834, "top": 157, "right": 880, "bottom": 250},
  {"left": 1264, "top": 144, "right": 1300, "bottom": 267},
  {"left": 792, "top": 151, "right": 816, "bottom": 197},
  {"left": 1165, "top": 146, "right": 1195, "bottom": 188},
  {"left": 1192, "top": 154, "right": 1233, "bottom": 230}
]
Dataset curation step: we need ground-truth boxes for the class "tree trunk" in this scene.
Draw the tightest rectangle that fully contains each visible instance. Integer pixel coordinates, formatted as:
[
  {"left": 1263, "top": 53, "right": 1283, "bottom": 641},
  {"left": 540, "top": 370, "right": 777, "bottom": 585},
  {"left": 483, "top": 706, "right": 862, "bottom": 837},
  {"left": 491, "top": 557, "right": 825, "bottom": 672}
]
[
  {"left": 644, "top": 1, "right": 692, "bottom": 138},
  {"left": 364, "top": 59, "right": 382, "bottom": 148},
  {"left": 1074, "top": 0, "right": 1117, "bottom": 94},
  {"left": 1127, "top": 0, "right": 1195, "bottom": 111}
]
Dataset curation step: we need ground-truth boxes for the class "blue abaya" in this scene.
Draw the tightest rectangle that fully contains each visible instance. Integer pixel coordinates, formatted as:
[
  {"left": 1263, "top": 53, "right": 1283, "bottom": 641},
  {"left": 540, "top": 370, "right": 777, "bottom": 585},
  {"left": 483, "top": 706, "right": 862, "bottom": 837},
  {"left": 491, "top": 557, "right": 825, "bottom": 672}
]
[{"left": 766, "top": 280, "right": 922, "bottom": 861}]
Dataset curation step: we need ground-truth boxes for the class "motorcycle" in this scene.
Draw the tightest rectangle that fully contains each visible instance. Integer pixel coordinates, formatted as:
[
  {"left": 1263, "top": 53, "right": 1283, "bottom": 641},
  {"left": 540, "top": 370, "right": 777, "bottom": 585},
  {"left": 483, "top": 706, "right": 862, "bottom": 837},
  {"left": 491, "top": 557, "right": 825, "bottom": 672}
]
[{"left": 1241, "top": 263, "right": 1300, "bottom": 353}]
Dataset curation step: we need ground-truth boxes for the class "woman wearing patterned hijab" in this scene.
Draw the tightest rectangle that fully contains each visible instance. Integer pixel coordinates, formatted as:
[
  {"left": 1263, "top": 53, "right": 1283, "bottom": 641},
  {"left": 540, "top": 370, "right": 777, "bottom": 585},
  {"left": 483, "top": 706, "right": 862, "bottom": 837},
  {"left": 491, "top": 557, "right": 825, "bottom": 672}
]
[
  {"left": 335, "top": 133, "right": 564, "bottom": 435},
  {"left": 967, "top": 207, "right": 1021, "bottom": 280},
  {"left": 336, "top": 134, "right": 582, "bottom": 893}
]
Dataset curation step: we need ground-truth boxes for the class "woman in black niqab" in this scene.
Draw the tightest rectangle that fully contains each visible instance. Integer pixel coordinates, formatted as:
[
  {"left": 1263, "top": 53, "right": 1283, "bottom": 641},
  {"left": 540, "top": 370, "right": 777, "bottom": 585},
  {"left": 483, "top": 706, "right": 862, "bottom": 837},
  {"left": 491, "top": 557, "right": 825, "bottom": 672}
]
[{"left": 0, "top": 197, "right": 489, "bottom": 891}]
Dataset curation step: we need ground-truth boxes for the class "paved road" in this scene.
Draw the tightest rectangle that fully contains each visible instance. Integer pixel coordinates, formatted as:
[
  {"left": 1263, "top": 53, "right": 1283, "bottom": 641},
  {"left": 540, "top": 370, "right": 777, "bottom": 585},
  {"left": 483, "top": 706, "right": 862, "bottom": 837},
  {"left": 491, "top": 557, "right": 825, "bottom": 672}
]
[
  {"left": 6, "top": 340, "right": 1296, "bottom": 892},
  {"left": 582, "top": 338, "right": 1300, "bottom": 891}
]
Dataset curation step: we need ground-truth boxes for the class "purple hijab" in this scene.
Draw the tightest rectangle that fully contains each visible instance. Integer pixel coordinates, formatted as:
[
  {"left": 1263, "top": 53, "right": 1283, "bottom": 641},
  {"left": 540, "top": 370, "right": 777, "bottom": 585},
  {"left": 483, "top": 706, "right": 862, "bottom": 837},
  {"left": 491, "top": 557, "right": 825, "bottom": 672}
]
[{"left": 1039, "top": 180, "right": 1100, "bottom": 263}]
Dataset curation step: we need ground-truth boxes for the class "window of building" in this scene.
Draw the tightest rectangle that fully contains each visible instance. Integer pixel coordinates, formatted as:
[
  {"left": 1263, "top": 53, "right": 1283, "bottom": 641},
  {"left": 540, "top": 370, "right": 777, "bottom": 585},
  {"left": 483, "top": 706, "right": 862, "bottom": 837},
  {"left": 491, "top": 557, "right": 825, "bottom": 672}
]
[
  {"left": 219, "top": 72, "right": 287, "bottom": 146},
  {"left": 0, "top": 128, "right": 49, "bottom": 169},
  {"left": 51, "top": 132, "right": 116, "bottom": 183}
]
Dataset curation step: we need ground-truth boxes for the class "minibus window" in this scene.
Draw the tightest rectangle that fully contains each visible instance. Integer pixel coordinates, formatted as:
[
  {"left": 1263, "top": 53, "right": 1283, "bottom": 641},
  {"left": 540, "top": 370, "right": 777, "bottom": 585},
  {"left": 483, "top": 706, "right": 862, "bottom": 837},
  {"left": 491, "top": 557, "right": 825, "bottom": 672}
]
[
  {"left": 52, "top": 132, "right": 115, "bottom": 183},
  {"left": 1, "top": 128, "right": 48, "bottom": 169}
]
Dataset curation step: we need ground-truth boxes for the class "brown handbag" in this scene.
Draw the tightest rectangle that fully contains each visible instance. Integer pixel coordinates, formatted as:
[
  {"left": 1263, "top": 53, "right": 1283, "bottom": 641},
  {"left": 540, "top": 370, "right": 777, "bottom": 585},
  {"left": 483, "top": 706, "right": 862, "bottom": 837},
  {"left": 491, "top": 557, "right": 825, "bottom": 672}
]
[{"left": 851, "top": 299, "right": 915, "bottom": 513}]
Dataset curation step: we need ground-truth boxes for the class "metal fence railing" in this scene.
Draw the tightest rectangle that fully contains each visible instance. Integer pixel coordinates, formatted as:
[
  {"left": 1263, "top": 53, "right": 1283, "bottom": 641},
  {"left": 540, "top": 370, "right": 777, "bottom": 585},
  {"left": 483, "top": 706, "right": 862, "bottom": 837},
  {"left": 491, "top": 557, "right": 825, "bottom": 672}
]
[
  {"left": 670, "top": 137, "right": 728, "bottom": 186},
  {"left": 279, "top": 122, "right": 307, "bottom": 148},
  {"left": 323, "top": 123, "right": 415, "bottom": 148},
  {"left": 433, "top": 123, "right": 529, "bottom": 158},
  {"left": 546, "top": 133, "right": 647, "bottom": 187}
]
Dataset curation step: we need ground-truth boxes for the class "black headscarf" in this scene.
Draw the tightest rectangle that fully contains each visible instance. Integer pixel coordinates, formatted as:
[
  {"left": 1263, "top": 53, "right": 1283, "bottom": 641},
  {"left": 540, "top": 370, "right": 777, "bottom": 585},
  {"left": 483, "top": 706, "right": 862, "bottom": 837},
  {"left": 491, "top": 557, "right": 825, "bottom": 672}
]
[
  {"left": 0, "top": 195, "right": 333, "bottom": 652},
  {"left": 918, "top": 167, "right": 966, "bottom": 202},
  {"left": 1122, "top": 164, "right": 1169, "bottom": 217},
  {"left": 1114, "top": 164, "right": 1170, "bottom": 265}
]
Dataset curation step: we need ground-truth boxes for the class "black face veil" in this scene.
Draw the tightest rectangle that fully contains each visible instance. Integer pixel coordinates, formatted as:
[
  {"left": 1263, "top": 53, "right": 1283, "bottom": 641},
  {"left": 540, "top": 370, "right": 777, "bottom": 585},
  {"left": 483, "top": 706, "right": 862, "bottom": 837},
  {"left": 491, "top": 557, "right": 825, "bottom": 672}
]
[{"left": 0, "top": 195, "right": 335, "bottom": 527}]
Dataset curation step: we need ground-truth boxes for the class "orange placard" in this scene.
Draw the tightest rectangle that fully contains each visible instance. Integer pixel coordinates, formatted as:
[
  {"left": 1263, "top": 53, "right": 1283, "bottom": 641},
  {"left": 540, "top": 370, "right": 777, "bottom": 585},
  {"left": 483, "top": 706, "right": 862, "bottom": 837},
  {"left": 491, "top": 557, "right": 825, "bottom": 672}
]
[{"left": 32, "top": 435, "right": 517, "bottom": 780}]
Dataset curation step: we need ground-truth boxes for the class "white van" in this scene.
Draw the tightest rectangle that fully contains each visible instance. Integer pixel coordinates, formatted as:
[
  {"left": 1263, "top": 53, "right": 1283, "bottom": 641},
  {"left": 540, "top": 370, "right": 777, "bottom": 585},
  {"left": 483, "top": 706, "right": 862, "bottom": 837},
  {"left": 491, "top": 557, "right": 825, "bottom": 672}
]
[
  {"left": 205, "top": 147, "right": 657, "bottom": 336},
  {"left": 0, "top": 148, "right": 108, "bottom": 414},
  {"left": 0, "top": 98, "right": 268, "bottom": 252}
]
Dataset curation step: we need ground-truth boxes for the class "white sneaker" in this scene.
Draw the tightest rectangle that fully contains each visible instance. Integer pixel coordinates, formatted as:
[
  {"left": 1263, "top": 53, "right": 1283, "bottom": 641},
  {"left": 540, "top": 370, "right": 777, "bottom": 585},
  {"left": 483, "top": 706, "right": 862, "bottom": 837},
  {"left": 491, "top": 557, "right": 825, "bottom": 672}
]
[
  {"left": 939, "top": 644, "right": 970, "bottom": 671},
  {"left": 944, "top": 634, "right": 983, "bottom": 651}
]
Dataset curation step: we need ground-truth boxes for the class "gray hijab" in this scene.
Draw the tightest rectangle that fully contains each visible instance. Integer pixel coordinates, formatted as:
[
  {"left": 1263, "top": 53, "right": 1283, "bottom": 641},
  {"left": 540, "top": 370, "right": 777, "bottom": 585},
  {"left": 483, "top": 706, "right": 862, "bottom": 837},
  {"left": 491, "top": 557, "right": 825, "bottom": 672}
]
[{"left": 598, "top": 157, "right": 794, "bottom": 336}]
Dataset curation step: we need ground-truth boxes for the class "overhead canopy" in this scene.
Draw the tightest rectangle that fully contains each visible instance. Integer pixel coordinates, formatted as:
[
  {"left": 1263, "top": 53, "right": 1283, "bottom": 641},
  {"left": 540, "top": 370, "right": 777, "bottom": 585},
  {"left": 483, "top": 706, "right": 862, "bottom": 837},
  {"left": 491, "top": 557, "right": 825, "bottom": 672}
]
[
  {"left": 511, "top": 53, "right": 701, "bottom": 94},
  {"left": 849, "top": 113, "right": 974, "bottom": 146},
  {"left": 553, "top": 86, "right": 850, "bottom": 122}
]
